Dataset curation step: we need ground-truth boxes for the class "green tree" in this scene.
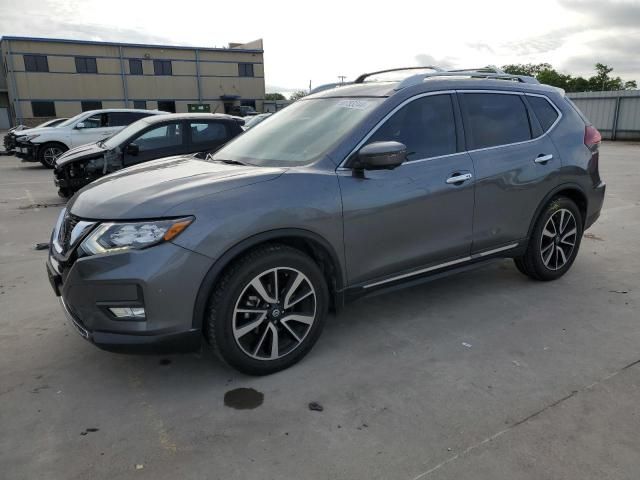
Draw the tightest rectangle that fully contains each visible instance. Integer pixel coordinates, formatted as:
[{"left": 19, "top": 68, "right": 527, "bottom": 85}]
[
  {"left": 265, "top": 93, "right": 286, "bottom": 101},
  {"left": 289, "top": 90, "right": 309, "bottom": 101},
  {"left": 502, "top": 63, "right": 552, "bottom": 77},
  {"left": 501, "top": 62, "right": 636, "bottom": 92}
]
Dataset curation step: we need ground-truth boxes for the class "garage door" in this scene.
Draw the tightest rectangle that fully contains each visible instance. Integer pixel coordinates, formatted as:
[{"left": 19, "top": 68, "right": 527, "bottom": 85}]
[{"left": 0, "top": 108, "right": 9, "bottom": 129}]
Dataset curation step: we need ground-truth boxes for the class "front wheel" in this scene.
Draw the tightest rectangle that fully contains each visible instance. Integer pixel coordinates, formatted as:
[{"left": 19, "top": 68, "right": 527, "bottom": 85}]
[
  {"left": 206, "top": 244, "right": 329, "bottom": 375},
  {"left": 514, "top": 196, "right": 583, "bottom": 281},
  {"left": 38, "top": 143, "right": 67, "bottom": 168}
]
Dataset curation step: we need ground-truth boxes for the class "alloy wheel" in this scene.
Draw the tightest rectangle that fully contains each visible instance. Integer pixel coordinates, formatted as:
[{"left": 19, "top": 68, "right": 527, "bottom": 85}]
[
  {"left": 540, "top": 208, "right": 577, "bottom": 271},
  {"left": 43, "top": 147, "right": 63, "bottom": 166},
  {"left": 232, "top": 267, "right": 317, "bottom": 361}
]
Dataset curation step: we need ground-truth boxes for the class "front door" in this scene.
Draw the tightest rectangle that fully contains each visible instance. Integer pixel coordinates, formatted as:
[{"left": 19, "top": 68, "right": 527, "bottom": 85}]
[
  {"left": 71, "top": 113, "right": 113, "bottom": 147},
  {"left": 123, "top": 121, "right": 187, "bottom": 167},
  {"left": 458, "top": 91, "right": 561, "bottom": 253},
  {"left": 339, "top": 93, "right": 475, "bottom": 286}
]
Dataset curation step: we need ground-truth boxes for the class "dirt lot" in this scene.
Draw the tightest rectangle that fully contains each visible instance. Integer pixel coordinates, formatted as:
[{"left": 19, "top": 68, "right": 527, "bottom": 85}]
[{"left": 1, "top": 142, "right": 639, "bottom": 480}]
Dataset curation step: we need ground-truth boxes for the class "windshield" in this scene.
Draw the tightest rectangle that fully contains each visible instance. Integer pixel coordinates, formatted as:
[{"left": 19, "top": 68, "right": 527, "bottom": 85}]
[
  {"left": 212, "top": 97, "right": 383, "bottom": 166},
  {"left": 56, "top": 112, "right": 88, "bottom": 128},
  {"left": 101, "top": 118, "right": 152, "bottom": 149}
]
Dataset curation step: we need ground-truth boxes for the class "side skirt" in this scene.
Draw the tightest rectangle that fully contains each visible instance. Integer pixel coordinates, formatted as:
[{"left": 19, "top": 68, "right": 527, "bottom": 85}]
[{"left": 341, "top": 242, "right": 525, "bottom": 303}]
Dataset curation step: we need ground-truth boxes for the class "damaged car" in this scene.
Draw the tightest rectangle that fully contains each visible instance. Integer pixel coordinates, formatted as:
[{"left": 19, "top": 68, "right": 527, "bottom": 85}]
[
  {"left": 14, "top": 109, "right": 163, "bottom": 167},
  {"left": 53, "top": 113, "right": 244, "bottom": 197},
  {"left": 3, "top": 118, "right": 67, "bottom": 154}
]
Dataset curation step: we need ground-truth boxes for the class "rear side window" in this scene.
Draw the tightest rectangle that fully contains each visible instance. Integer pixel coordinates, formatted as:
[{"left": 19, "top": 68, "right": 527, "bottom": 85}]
[
  {"left": 190, "top": 122, "right": 228, "bottom": 143},
  {"left": 108, "top": 112, "right": 149, "bottom": 127},
  {"left": 461, "top": 93, "right": 531, "bottom": 150},
  {"left": 367, "top": 94, "right": 457, "bottom": 161},
  {"left": 528, "top": 96, "right": 559, "bottom": 132}
]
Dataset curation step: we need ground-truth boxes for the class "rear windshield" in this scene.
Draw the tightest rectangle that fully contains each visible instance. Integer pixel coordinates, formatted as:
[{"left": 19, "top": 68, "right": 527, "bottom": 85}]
[{"left": 212, "top": 97, "right": 383, "bottom": 166}]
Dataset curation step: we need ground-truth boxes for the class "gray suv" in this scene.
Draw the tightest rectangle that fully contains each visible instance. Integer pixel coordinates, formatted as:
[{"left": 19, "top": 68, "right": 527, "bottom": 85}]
[{"left": 46, "top": 67, "right": 605, "bottom": 375}]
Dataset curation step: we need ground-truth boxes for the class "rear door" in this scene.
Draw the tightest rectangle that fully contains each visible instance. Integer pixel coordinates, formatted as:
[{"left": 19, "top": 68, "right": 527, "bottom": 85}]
[
  {"left": 187, "top": 120, "right": 233, "bottom": 154},
  {"left": 458, "top": 91, "right": 561, "bottom": 253},
  {"left": 339, "top": 93, "right": 475, "bottom": 286},
  {"left": 123, "top": 120, "right": 187, "bottom": 166}
]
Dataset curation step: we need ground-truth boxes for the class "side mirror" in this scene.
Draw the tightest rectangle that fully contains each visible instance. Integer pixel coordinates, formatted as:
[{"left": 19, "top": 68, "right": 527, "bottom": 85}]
[
  {"left": 75, "top": 122, "right": 86, "bottom": 129},
  {"left": 125, "top": 143, "right": 139, "bottom": 156},
  {"left": 354, "top": 141, "right": 407, "bottom": 170}
]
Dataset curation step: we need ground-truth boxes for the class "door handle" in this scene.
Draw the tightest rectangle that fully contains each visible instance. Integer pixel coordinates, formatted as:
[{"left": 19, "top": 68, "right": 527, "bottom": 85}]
[
  {"left": 534, "top": 154, "right": 553, "bottom": 164},
  {"left": 446, "top": 173, "right": 473, "bottom": 184}
]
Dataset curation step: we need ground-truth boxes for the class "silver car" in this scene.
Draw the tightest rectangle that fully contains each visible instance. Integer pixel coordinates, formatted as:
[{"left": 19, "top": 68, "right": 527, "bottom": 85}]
[{"left": 47, "top": 67, "right": 605, "bottom": 375}]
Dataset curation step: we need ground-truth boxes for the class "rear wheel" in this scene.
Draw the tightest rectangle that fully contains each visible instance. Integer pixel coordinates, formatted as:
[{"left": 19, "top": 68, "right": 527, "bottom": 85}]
[
  {"left": 206, "top": 244, "right": 329, "bottom": 375},
  {"left": 38, "top": 143, "right": 67, "bottom": 168},
  {"left": 514, "top": 197, "right": 583, "bottom": 281}
]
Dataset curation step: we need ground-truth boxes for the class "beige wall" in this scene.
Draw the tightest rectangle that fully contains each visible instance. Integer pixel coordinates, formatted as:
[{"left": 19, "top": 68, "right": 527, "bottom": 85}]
[{"left": 1, "top": 37, "right": 265, "bottom": 125}]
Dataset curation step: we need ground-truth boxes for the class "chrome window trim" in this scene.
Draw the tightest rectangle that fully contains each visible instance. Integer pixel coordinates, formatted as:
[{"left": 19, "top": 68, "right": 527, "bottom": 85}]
[
  {"left": 337, "top": 89, "right": 564, "bottom": 170},
  {"left": 362, "top": 243, "right": 519, "bottom": 289}
]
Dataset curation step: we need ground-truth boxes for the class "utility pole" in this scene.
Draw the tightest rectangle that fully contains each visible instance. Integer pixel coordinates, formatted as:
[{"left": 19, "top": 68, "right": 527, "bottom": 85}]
[
  {"left": 309, "top": 80, "right": 312, "bottom": 93},
  {"left": 338, "top": 75, "right": 346, "bottom": 85}
]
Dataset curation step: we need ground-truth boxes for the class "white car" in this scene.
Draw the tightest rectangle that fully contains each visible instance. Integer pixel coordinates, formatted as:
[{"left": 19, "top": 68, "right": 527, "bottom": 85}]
[{"left": 14, "top": 109, "right": 164, "bottom": 167}]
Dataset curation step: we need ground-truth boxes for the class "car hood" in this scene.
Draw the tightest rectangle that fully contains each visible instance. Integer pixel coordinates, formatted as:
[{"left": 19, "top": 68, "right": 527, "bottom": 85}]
[
  {"left": 13, "top": 126, "right": 57, "bottom": 138},
  {"left": 55, "top": 142, "right": 106, "bottom": 168},
  {"left": 68, "top": 155, "right": 285, "bottom": 219}
]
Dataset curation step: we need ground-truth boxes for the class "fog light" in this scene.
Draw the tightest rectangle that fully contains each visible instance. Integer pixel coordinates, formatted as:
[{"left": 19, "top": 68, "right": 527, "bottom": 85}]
[{"left": 109, "top": 307, "right": 146, "bottom": 319}]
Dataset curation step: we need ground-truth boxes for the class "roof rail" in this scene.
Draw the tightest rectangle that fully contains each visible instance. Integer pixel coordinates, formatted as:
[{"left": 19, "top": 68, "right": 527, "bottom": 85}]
[
  {"left": 354, "top": 66, "right": 444, "bottom": 84},
  {"left": 394, "top": 70, "right": 539, "bottom": 90},
  {"left": 447, "top": 65, "right": 506, "bottom": 74}
]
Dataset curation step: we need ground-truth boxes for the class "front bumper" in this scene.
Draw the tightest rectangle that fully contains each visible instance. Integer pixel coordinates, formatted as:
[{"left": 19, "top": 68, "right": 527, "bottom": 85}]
[
  {"left": 14, "top": 142, "right": 36, "bottom": 160},
  {"left": 3, "top": 133, "right": 16, "bottom": 152},
  {"left": 47, "top": 239, "right": 211, "bottom": 353}
]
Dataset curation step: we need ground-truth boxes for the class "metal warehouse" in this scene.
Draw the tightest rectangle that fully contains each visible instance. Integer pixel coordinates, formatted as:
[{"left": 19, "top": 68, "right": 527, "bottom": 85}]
[{"left": 0, "top": 36, "right": 265, "bottom": 128}]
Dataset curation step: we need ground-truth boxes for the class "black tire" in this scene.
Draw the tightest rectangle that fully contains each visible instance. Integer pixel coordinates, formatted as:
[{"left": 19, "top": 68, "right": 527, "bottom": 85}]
[
  {"left": 514, "top": 196, "right": 583, "bottom": 281},
  {"left": 206, "top": 244, "right": 329, "bottom": 375},
  {"left": 38, "top": 142, "right": 68, "bottom": 168},
  {"left": 57, "top": 188, "right": 73, "bottom": 199}
]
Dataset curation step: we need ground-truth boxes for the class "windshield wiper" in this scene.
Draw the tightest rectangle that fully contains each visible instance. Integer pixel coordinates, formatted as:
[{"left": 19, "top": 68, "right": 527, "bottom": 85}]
[{"left": 207, "top": 155, "right": 252, "bottom": 166}]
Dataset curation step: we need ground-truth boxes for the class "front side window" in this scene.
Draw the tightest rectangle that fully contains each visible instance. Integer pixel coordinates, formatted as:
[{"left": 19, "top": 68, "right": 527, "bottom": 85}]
[
  {"left": 238, "top": 63, "right": 254, "bottom": 77},
  {"left": 32, "top": 101, "right": 56, "bottom": 117},
  {"left": 24, "top": 54, "right": 49, "bottom": 72},
  {"left": 190, "top": 122, "right": 228, "bottom": 143},
  {"left": 461, "top": 93, "right": 532, "bottom": 150},
  {"left": 132, "top": 123, "right": 183, "bottom": 152},
  {"left": 528, "top": 95, "right": 560, "bottom": 132},
  {"left": 81, "top": 101, "right": 102, "bottom": 112},
  {"left": 212, "top": 97, "right": 384, "bottom": 166},
  {"left": 75, "top": 57, "right": 98, "bottom": 74},
  {"left": 366, "top": 94, "right": 457, "bottom": 161},
  {"left": 82, "top": 113, "right": 108, "bottom": 129},
  {"left": 153, "top": 60, "right": 172, "bottom": 76}
]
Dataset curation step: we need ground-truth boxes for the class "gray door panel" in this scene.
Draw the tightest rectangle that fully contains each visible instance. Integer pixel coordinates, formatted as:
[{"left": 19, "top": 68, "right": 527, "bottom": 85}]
[
  {"left": 468, "top": 136, "right": 560, "bottom": 252},
  {"left": 339, "top": 152, "right": 475, "bottom": 285}
]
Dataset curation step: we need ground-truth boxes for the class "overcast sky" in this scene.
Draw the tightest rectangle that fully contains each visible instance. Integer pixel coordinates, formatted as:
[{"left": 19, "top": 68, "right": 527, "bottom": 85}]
[{"left": 1, "top": 0, "right": 638, "bottom": 94}]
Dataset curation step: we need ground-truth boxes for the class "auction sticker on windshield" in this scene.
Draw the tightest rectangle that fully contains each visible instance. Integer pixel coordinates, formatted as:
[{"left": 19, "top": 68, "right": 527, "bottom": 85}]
[{"left": 336, "top": 99, "right": 372, "bottom": 110}]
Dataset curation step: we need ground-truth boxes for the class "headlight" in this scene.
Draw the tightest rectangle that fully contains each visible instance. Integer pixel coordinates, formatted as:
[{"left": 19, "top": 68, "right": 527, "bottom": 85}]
[
  {"left": 80, "top": 217, "right": 193, "bottom": 255},
  {"left": 18, "top": 134, "right": 40, "bottom": 142}
]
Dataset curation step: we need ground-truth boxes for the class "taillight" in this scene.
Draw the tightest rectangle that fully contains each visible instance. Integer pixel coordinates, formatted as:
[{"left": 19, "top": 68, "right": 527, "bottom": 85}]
[{"left": 584, "top": 125, "right": 601, "bottom": 147}]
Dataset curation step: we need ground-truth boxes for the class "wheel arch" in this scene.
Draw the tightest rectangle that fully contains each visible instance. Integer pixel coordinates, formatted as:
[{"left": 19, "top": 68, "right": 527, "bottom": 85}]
[
  {"left": 38, "top": 140, "right": 69, "bottom": 150},
  {"left": 526, "top": 183, "right": 588, "bottom": 240},
  {"left": 192, "top": 228, "right": 346, "bottom": 331}
]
